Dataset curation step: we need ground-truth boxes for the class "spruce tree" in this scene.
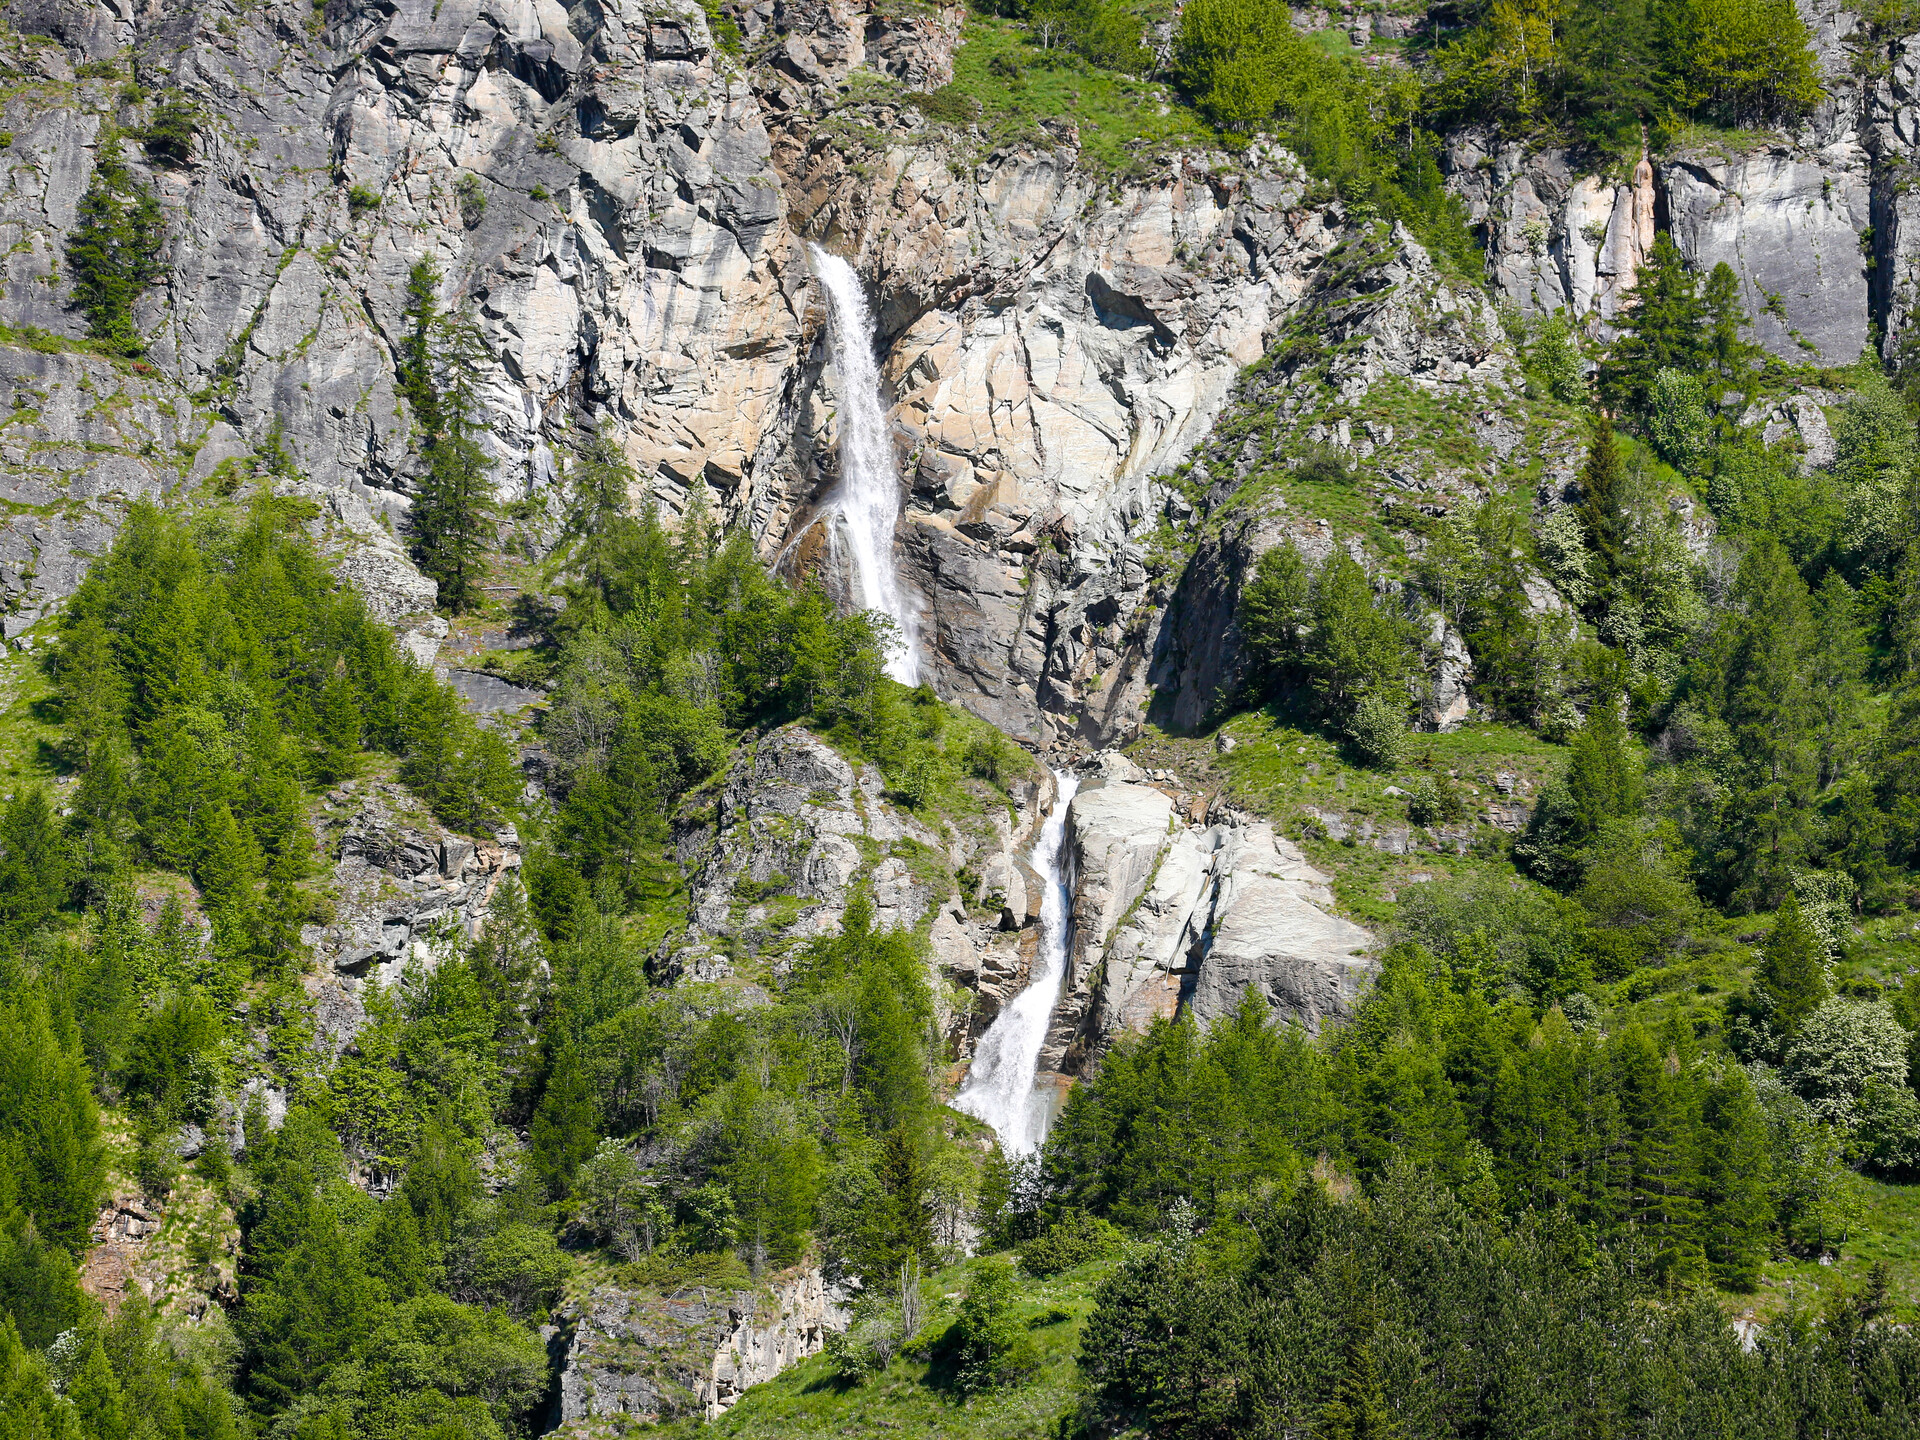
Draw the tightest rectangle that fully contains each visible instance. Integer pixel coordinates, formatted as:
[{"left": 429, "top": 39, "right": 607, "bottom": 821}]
[
  {"left": 1700, "top": 1067, "right": 1771, "bottom": 1290},
  {"left": 1808, "top": 570, "right": 1867, "bottom": 790},
  {"left": 0, "top": 991, "right": 106, "bottom": 1253},
  {"left": 1717, "top": 538, "right": 1818, "bottom": 903},
  {"left": 0, "top": 789, "right": 70, "bottom": 939},
  {"left": 399, "top": 261, "right": 497, "bottom": 615},
  {"left": 1757, "top": 891, "right": 1826, "bottom": 1038},
  {"left": 1701, "top": 261, "right": 1760, "bottom": 393},
  {"left": 1603, "top": 233, "right": 1708, "bottom": 415},
  {"left": 529, "top": 1046, "right": 599, "bottom": 1198},
  {"left": 1577, "top": 417, "right": 1629, "bottom": 582}
]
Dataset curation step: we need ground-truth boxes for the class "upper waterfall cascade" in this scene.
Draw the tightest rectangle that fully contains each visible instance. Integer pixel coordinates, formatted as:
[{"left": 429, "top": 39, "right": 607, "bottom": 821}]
[
  {"left": 810, "top": 245, "right": 921, "bottom": 686},
  {"left": 954, "top": 769, "right": 1081, "bottom": 1155}
]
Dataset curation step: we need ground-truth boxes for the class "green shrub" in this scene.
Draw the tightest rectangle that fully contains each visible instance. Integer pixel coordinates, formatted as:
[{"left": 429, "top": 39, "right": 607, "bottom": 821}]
[
  {"left": 1018, "top": 1210, "right": 1123, "bottom": 1277},
  {"left": 67, "top": 141, "right": 164, "bottom": 355},
  {"left": 949, "top": 1258, "right": 1037, "bottom": 1394},
  {"left": 347, "top": 183, "right": 380, "bottom": 215},
  {"left": 142, "top": 91, "right": 202, "bottom": 166},
  {"left": 455, "top": 173, "right": 486, "bottom": 227}
]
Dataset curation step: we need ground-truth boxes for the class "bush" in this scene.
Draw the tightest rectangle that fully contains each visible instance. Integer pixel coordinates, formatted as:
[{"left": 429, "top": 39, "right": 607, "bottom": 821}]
[
  {"left": 1647, "top": 368, "right": 1714, "bottom": 475},
  {"left": 142, "top": 91, "right": 201, "bottom": 166},
  {"left": 455, "top": 173, "right": 486, "bottom": 228},
  {"left": 1782, "top": 999, "right": 1910, "bottom": 1129},
  {"left": 1344, "top": 692, "right": 1406, "bottom": 771},
  {"left": 469, "top": 1223, "right": 568, "bottom": 1318},
  {"left": 948, "top": 1258, "right": 1036, "bottom": 1394},
  {"left": 68, "top": 143, "right": 164, "bottom": 354},
  {"left": 1854, "top": 1077, "right": 1920, "bottom": 1177},
  {"left": 824, "top": 1303, "right": 902, "bottom": 1383},
  {"left": 347, "top": 184, "right": 380, "bottom": 215},
  {"left": 1018, "top": 1210, "right": 1123, "bottom": 1278}
]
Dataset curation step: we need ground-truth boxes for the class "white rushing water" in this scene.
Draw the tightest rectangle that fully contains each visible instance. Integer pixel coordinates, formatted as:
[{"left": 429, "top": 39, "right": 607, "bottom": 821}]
[
  {"left": 955, "top": 769, "right": 1081, "bottom": 1154},
  {"left": 810, "top": 245, "right": 920, "bottom": 685}
]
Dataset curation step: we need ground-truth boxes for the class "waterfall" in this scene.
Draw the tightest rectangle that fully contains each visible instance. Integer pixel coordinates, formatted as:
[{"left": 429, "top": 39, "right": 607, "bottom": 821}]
[
  {"left": 809, "top": 244, "right": 920, "bottom": 685},
  {"left": 954, "top": 769, "right": 1081, "bottom": 1155}
]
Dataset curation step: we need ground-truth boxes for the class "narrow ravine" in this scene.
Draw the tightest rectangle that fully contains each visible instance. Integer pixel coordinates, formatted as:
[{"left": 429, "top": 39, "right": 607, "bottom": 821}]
[
  {"left": 955, "top": 769, "right": 1081, "bottom": 1154},
  {"left": 809, "top": 245, "right": 921, "bottom": 684}
]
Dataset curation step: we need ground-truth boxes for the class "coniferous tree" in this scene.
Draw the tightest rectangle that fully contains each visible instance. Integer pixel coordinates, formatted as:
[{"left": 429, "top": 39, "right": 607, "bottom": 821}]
[
  {"left": 399, "top": 261, "right": 497, "bottom": 615},
  {"left": 0, "top": 991, "right": 106, "bottom": 1254},
  {"left": 0, "top": 789, "right": 70, "bottom": 940},
  {"left": 530, "top": 1046, "right": 599, "bottom": 1198},
  {"left": 1701, "top": 260, "right": 1760, "bottom": 393},
  {"left": 1809, "top": 570, "right": 1867, "bottom": 790},
  {"left": 1602, "top": 234, "right": 1706, "bottom": 415},
  {"left": 1577, "top": 416, "right": 1629, "bottom": 583},
  {"left": 1757, "top": 892, "right": 1827, "bottom": 1038},
  {"left": 1700, "top": 1067, "right": 1771, "bottom": 1290}
]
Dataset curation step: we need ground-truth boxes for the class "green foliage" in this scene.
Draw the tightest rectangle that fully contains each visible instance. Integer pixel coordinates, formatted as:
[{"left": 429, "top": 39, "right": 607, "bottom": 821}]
[
  {"left": 946, "top": 1258, "right": 1036, "bottom": 1395},
  {"left": 399, "top": 262, "right": 498, "bottom": 614},
  {"left": 141, "top": 91, "right": 201, "bottom": 166},
  {"left": 1755, "top": 892, "right": 1830, "bottom": 1040},
  {"left": 1239, "top": 541, "right": 1415, "bottom": 767},
  {"left": 346, "top": 184, "right": 380, "bottom": 215},
  {"left": 1431, "top": 0, "right": 1821, "bottom": 140},
  {"left": 1083, "top": 1162, "right": 1919, "bottom": 1439},
  {"left": 48, "top": 503, "right": 516, "bottom": 943},
  {"left": 67, "top": 138, "right": 164, "bottom": 355},
  {"left": 1017, "top": 1210, "right": 1123, "bottom": 1277}
]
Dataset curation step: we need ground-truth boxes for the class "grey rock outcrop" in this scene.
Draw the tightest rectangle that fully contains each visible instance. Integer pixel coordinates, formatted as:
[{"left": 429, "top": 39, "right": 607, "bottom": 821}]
[
  {"left": 1039, "top": 772, "right": 1375, "bottom": 1076},
  {"left": 555, "top": 1265, "right": 849, "bottom": 1427},
  {"left": 300, "top": 783, "right": 522, "bottom": 1056}
]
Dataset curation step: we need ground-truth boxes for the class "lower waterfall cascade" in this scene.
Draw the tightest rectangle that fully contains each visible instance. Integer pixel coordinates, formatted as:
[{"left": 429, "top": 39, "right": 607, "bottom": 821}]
[
  {"left": 953, "top": 768, "right": 1081, "bottom": 1154},
  {"left": 809, "top": 244, "right": 921, "bottom": 685}
]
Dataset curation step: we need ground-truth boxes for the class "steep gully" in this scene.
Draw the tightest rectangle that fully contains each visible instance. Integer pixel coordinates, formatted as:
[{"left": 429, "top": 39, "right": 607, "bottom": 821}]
[
  {"left": 955, "top": 769, "right": 1082, "bottom": 1153},
  {"left": 813, "top": 245, "right": 1077, "bottom": 1151}
]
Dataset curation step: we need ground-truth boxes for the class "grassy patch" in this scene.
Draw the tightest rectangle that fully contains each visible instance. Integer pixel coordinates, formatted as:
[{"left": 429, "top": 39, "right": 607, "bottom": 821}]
[
  {"left": 1745, "top": 1175, "right": 1920, "bottom": 1323},
  {"left": 650, "top": 1253, "right": 1109, "bottom": 1440},
  {"left": 928, "top": 18, "right": 1218, "bottom": 176}
]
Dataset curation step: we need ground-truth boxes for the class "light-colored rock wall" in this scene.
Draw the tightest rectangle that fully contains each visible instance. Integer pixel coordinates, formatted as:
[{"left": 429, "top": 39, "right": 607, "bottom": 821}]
[{"left": 556, "top": 1264, "right": 849, "bottom": 1427}]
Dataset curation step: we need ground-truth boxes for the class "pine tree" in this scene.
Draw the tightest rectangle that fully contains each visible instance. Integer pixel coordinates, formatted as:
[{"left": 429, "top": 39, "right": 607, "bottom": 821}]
[
  {"left": 1565, "top": 683, "right": 1641, "bottom": 842},
  {"left": 1808, "top": 570, "right": 1866, "bottom": 790},
  {"left": 1716, "top": 538, "right": 1818, "bottom": 905},
  {"left": 64, "top": 1330, "right": 128, "bottom": 1440},
  {"left": 1610, "top": 1025, "right": 1704, "bottom": 1257},
  {"left": 399, "top": 261, "right": 497, "bottom": 615},
  {"left": 0, "top": 1312, "right": 77, "bottom": 1440},
  {"left": 529, "top": 1046, "right": 599, "bottom": 1198},
  {"left": 1577, "top": 417, "right": 1629, "bottom": 581},
  {"left": 313, "top": 663, "right": 362, "bottom": 785},
  {"left": 1700, "top": 1067, "right": 1771, "bottom": 1290},
  {"left": 363, "top": 1197, "right": 429, "bottom": 1301},
  {"left": 876, "top": 1126, "right": 934, "bottom": 1271},
  {"left": 0, "top": 789, "right": 70, "bottom": 939},
  {"left": 1701, "top": 261, "right": 1760, "bottom": 393},
  {"left": 0, "top": 991, "right": 106, "bottom": 1253},
  {"left": 1602, "top": 233, "right": 1707, "bottom": 415},
  {"left": 1757, "top": 891, "right": 1827, "bottom": 1038}
]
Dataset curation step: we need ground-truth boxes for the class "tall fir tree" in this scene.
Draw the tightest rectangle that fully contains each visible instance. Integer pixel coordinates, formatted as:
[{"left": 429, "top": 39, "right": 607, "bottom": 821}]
[
  {"left": 1808, "top": 570, "right": 1867, "bottom": 790},
  {"left": 1757, "top": 891, "right": 1827, "bottom": 1038},
  {"left": 1602, "top": 234, "right": 1707, "bottom": 414},
  {"left": 1578, "top": 417, "right": 1629, "bottom": 582},
  {"left": 399, "top": 261, "right": 497, "bottom": 615}
]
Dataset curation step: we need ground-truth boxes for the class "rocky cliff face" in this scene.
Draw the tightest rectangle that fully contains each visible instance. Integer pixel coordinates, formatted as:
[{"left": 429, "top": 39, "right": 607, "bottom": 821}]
[
  {"left": 1448, "top": 0, "right": 1920, "bottom": 367},
  {"left": 0, "top": 0, "right": 1350, "bottom": 752},
  {"left": 555, "top": 1263, "right": 848, "bottom": 1428}
]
